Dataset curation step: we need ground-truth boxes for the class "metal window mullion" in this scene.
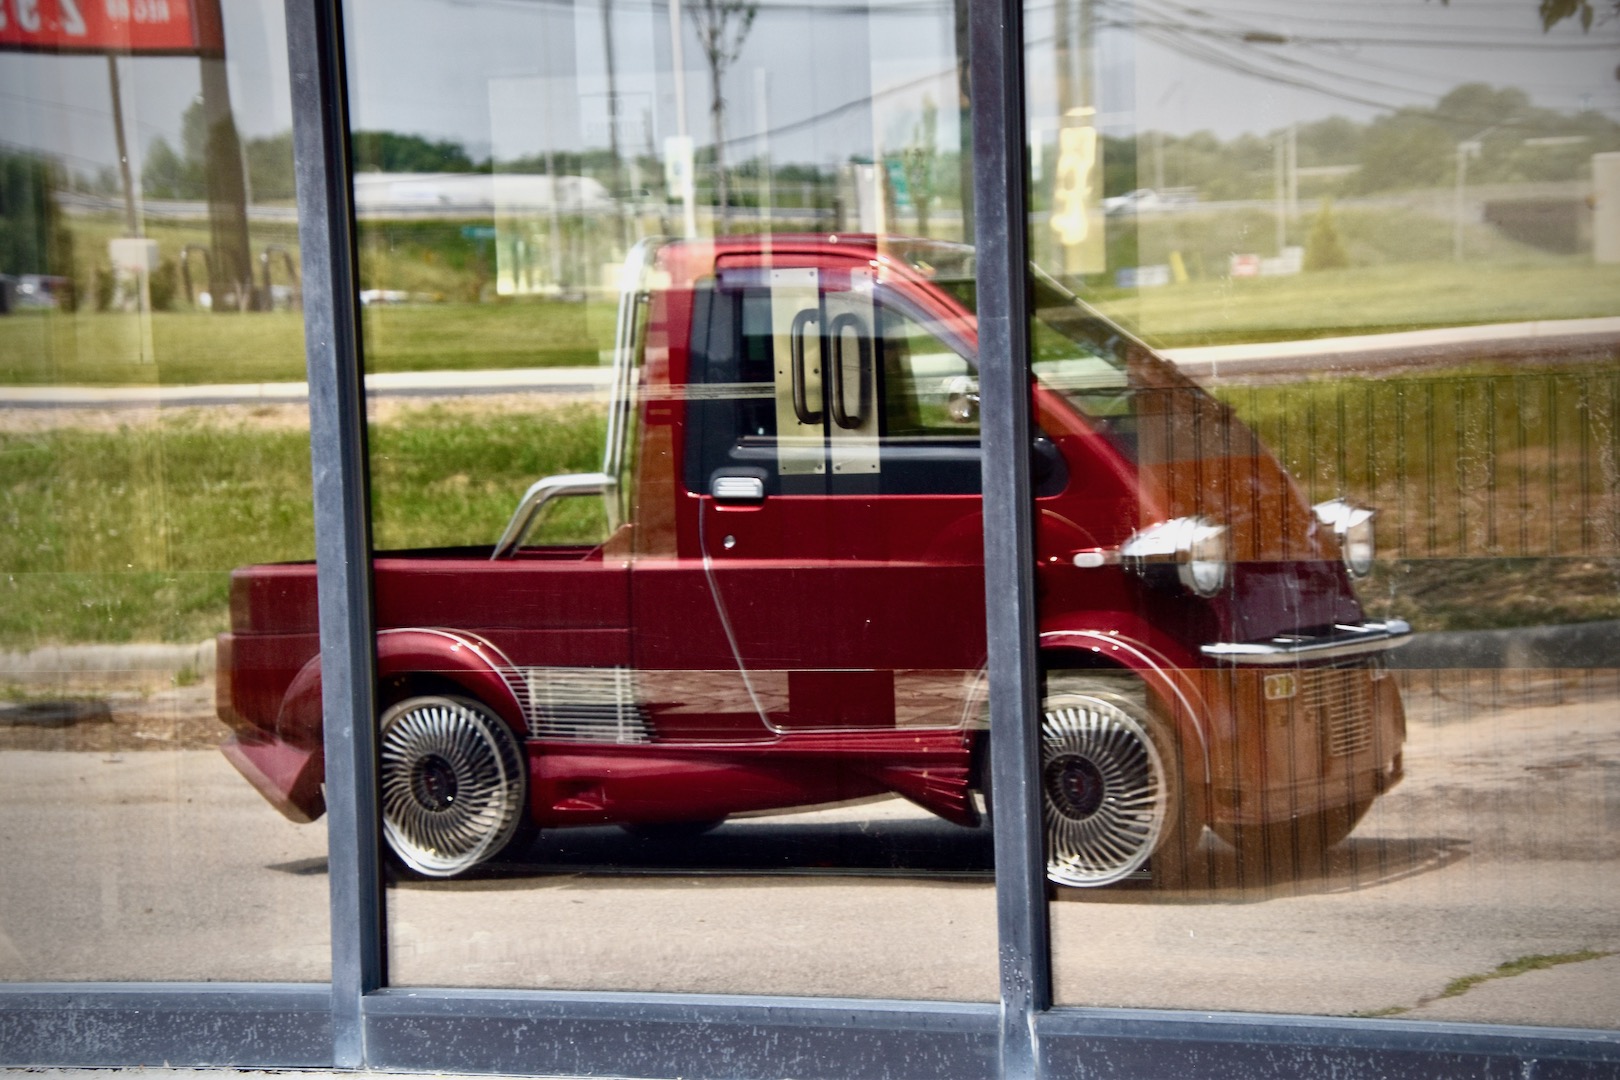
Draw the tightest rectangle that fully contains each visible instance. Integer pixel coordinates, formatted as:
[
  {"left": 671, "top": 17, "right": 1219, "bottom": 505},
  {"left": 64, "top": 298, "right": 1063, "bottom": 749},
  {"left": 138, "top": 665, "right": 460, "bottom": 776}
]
[
  {"left": 284, "top": 0, "right": 385, "bottom": 1067},
  {"left": 968, "top": 0, "right": 1050, "bottom": 1078}
]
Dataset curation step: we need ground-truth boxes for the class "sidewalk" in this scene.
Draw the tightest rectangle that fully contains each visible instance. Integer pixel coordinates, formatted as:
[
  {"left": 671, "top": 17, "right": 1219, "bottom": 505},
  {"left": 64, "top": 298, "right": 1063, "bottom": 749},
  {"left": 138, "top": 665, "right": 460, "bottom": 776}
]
[{"left": 0, "top": 367, "right": 614, "bottom": 411}]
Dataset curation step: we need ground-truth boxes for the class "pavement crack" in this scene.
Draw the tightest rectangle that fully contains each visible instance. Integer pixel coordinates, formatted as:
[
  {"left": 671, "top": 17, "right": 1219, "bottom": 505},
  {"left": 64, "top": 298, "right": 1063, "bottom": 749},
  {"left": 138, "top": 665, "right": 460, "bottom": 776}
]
[
  {"left": 1433, "top": 949, "right": 1615, "bottom": 1002},
  {"left": 1358, "top": 949, "right": 1615, "bottom": 1018}
]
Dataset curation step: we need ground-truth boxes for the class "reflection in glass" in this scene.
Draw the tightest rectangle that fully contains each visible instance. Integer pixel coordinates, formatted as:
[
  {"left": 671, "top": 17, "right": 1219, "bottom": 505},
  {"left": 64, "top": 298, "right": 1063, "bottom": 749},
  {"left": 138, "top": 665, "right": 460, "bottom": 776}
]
[
  {"left": 1029, "top": 0, "right": 1620, "bottom": 1029},
  {"left": 0, "top": 4, "right": 327, "bottom": 983},
  {"left": 273, "top": 0, "right": 999, "bottom": 998}
]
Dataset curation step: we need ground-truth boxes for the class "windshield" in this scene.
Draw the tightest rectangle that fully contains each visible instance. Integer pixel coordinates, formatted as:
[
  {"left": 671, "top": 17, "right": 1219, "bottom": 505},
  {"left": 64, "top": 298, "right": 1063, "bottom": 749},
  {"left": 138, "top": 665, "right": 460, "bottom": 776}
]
[
  {"left": 929, "top": 267, "right": 1148, "bottom": 460},
  {"left": 1027, "top": 278, "right": 1142, "bottom": 457}
]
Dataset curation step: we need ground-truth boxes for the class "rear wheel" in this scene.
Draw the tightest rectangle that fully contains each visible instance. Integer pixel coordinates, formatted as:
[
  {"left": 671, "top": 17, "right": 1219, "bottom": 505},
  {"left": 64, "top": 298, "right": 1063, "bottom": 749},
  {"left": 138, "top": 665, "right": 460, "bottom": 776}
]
[
  {"left": 1040, "top": 673, "right": 1205, "bottom": 889},
  {"left": 378, "top": 695, "right": 530, "bottom": 878}
]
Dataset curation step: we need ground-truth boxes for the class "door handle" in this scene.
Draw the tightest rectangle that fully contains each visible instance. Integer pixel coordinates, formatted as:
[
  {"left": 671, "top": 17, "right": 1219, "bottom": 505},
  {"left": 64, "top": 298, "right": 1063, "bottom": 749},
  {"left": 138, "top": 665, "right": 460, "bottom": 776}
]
[
  {"left": 711, "top": 474, "right": 766, "bottom": 502},
  {"left": 790, "top": 308, "right": 823, "bottom": 425},
  {"left": 827, "top": 311, "right": 869, "bottom": 430}
]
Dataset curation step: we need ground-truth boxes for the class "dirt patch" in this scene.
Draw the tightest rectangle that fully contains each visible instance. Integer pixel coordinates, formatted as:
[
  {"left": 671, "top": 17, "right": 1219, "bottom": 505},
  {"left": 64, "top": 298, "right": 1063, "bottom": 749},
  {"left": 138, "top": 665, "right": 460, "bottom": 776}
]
[{"left": 0, "top": 679, "right": 223, "bottom": 752}]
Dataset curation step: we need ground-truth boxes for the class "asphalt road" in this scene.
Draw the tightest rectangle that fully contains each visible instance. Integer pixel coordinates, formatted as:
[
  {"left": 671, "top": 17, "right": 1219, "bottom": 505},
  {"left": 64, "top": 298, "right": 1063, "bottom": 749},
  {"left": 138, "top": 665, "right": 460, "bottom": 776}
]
[{"left": 1, "top": 668, "right": 1616, "bottom": 1030}]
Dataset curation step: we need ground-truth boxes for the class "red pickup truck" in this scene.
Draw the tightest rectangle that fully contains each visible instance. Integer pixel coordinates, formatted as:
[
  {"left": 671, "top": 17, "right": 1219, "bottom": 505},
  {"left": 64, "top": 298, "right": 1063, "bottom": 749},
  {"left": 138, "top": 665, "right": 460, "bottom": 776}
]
[{"left": 217, "top": 235, "right": 1408, "bottom": 887}]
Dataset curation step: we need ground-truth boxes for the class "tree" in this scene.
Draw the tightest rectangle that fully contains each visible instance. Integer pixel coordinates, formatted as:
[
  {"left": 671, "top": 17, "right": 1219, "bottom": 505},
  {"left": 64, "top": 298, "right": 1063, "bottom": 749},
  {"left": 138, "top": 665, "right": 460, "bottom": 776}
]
[
  {"left": 687, "top": 0, "right": 757, "bottom": 228},
  {"left": 141, "top": 100, "right": 208, "bottom": 200},
  {"left": 141, "top": 136, "right": 203, "bottom": 200},
  {"left": 351, "top": 131, "right": 482, "bottom": 173},
  {"left": 901, "top": 97, "right": 939, "bottom": 236},
  {"left": 0, "top": 151, "right": 73, "bottom": 280},
  {"left": 1304, "top": 198, "right": 1350, "bottom": 271}
]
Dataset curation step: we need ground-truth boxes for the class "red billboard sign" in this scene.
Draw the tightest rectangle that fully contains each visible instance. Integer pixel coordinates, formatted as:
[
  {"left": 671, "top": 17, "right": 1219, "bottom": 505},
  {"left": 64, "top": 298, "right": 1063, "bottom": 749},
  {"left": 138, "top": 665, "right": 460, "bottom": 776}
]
[{"left": 0, "top": 0, "right": 223, "bottom": 56}]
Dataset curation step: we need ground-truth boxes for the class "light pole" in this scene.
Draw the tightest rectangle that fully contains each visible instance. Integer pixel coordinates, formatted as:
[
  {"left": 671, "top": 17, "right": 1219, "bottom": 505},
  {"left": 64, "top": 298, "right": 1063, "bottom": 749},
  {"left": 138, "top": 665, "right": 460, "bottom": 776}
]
[{"left": 1454, "top": 137, "right": 1481, "bottom": 262}]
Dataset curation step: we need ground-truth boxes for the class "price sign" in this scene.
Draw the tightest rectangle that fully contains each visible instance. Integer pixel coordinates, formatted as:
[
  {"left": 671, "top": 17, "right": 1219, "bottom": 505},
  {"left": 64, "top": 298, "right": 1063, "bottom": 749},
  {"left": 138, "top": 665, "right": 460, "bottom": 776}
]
[{"left": 0, "top": 0, "right": 223, "bottom": 56}]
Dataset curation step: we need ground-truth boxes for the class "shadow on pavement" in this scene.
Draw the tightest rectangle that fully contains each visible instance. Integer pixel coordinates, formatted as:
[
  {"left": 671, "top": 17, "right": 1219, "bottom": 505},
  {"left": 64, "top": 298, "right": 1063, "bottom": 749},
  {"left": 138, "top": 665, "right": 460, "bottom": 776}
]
[{"left": 269, "top": 818, "right": 1467, "bottom": 902}]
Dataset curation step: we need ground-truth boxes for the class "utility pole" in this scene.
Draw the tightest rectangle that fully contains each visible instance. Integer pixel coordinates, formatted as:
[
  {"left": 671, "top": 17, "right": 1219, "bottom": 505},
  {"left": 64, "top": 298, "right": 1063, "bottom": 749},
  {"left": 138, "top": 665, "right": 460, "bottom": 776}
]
[
  {"left": 199, "top": 53, "right": 254, "bottom": 309},
  {"left": 107, "top": 57, "right": 140, "bottom": 239},
  {"left": 669, "top": 0, "right": 697, "bottom": 237}
]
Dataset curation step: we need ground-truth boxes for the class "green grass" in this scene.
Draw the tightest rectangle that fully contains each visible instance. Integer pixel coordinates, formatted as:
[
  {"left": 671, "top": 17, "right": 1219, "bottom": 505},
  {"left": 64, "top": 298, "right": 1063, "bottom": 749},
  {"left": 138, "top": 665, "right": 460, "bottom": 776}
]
[
  {"left": 1218, "top": 365, "right": 1620, "bottom": 561},
  {"left": 0, "top": 308, "right": 309, "bottom": 386},
  {"left": 369, "top": 402, "right": 608, "bottom": 550},
  {"left": 0, "top": 301, "right": 614, "bottom": 386},
  {"left": 0, "top": 403, "right": 606, "bottom": 647},
  {"left": 6, "top": 364, "right": 1620, "bottom": 647},
  {"left": 1090, "top": 260, "right": 1620, "bottom": 348},
  {"left": 362, "top": 301, "right": 615, "bottom": 373},
  {"left": 1437, "top": 950, "right": 1613, "bottom": 1001}
]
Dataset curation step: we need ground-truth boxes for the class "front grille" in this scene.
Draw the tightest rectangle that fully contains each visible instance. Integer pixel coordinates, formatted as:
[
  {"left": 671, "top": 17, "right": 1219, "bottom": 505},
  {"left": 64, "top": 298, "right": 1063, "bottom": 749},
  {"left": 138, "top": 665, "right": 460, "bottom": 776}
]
[
  {"left": 522, "top": 666, "right": 652, "bottom": 743},
  {"left": 1299, "top": 667, "right": 1374, "bottom": 758}
]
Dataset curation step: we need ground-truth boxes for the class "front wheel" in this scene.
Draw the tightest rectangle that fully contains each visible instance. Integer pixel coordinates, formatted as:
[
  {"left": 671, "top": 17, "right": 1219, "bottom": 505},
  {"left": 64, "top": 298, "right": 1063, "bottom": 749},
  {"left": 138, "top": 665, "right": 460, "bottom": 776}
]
[
  {"left": 1213, "top": 798, "right": 1372, "bottom": 884},
  {"left": 378, "top": 695, "right": 530, "bottom": 878},
  {"left": 1040, "top": 676, "right": 1199, "bottom": 888}
]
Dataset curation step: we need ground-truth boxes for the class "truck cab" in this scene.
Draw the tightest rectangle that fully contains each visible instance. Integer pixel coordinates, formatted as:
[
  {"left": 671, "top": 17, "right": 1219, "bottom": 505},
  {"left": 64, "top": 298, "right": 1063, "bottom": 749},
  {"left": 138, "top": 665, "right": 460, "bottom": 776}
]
[{"left": 218, "top": 234, "right": 1408, "bottom": 888}]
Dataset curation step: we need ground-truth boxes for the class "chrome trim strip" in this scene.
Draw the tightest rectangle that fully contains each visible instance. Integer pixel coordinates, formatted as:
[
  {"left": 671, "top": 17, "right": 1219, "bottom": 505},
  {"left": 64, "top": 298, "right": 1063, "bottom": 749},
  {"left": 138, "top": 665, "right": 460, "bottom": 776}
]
[{"left": 1200, "top": 619, "right": 1413, "bottom": 664}]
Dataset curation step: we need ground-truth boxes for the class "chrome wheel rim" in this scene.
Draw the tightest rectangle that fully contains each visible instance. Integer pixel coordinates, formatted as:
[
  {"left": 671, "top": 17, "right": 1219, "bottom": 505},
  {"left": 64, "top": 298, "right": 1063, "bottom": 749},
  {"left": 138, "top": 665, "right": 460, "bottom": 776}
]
[
  {"left": 379, "top": 696, "right": 527, "bottom": 877},
  {"left": 1041, "top": 694, "right": 1167, "bottom": 887}
]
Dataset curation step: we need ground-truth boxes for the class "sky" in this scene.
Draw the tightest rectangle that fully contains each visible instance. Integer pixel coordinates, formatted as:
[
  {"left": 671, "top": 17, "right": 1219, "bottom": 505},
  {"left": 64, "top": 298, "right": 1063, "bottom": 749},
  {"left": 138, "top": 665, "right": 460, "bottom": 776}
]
[{"left": 0, "top": 0, "right": 1616, "bottom": 179}]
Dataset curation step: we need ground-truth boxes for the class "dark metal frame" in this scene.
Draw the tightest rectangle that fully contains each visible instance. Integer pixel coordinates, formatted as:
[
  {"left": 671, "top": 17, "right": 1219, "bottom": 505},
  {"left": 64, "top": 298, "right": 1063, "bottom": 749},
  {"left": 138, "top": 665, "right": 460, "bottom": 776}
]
[{"left": 4, "top": 0, "right": 1620, "bottom": 1075}]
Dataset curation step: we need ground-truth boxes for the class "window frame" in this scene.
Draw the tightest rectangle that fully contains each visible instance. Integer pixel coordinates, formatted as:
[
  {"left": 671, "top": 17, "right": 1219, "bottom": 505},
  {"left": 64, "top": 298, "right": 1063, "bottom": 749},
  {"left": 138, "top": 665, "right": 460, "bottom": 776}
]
[{"left": 3, "top": 0, "right": 1620, "bottom": 1076}]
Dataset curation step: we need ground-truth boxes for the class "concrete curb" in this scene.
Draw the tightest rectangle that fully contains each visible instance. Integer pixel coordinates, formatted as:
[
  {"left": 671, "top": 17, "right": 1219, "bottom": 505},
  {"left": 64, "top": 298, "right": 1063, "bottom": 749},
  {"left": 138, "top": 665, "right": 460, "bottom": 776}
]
[
  {"left": 1391, "top": 620, "right": 1620, "bottom": 670},
  {"left": 0, "top": 367, "right": 616, "bottom": 410},
  {"left": 0, "top": 640, "right": 216, "bottom": 678}
]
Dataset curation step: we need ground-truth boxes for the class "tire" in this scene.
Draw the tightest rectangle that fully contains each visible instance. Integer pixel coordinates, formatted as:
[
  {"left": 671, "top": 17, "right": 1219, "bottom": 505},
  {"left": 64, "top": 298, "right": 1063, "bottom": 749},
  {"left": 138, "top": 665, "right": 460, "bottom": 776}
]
[
  {"left": 1213, "top": 797, "right": 1372, "bottom": 885},
  {"left": 1040, "top": 673, "right": 1204, "bottom": 889},
  {"left": 378, "top": 695, "right": 530, "bottom": 878}
]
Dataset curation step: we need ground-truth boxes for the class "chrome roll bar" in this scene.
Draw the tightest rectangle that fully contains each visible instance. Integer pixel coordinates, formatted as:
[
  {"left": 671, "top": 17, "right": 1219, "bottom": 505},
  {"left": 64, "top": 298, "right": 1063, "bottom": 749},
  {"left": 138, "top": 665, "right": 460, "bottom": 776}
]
[{"left": 490, "top": 472, "right": 614, "bottom": 560}]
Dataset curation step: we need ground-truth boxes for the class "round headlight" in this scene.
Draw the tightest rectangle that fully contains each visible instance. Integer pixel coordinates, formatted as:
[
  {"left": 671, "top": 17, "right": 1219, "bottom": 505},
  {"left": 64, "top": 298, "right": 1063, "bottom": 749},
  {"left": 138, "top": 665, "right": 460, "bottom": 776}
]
[
  {"left": 1313, "top": 499, "right": 1377, "bottom": 579},
  {"left": 1342, "top": 511, "right": 1375, "bottom": 578},
  {"left": 1183, "top": 518, "right": 1228, "bottom": 597},
  {"left": 1120, "top": 516, "right": 1228, "bottom": 598}
]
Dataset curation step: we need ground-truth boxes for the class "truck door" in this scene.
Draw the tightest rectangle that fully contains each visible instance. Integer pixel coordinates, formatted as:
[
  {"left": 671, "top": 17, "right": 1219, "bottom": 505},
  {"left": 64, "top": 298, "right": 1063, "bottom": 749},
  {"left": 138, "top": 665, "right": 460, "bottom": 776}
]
[{"left": 655, "top": 259, "right": 988, "bottom": 736}]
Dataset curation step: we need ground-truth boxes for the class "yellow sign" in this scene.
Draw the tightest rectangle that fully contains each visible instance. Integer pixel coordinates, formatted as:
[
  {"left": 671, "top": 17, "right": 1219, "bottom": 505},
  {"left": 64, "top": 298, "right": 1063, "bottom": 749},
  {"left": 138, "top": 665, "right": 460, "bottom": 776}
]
[{"left": 1050, "top": 111, "right": 1104, "bottom": 274}]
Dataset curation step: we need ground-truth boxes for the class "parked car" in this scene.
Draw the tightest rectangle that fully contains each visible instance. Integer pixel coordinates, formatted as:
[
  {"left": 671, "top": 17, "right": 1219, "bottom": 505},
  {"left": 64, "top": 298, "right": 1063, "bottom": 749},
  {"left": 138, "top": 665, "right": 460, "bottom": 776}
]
[{"left": 217, "top": 234, "right": 1408, "bottom": 887}]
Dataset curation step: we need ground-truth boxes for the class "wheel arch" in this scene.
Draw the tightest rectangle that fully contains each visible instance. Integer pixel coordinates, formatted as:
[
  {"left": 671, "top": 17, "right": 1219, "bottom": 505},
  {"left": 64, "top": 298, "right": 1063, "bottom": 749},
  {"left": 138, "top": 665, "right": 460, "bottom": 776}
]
[
  {"left": 267, "top": 628, "right": 529, "bottom": 820},
  {"left": 1037, "top": 624, "right": 1214, "bottom": 805}
]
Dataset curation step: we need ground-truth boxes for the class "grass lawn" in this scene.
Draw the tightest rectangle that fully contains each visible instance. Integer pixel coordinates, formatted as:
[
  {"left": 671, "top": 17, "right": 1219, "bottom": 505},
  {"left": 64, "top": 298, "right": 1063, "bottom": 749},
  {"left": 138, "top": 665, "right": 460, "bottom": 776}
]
[
  {"left": 4, "top": 361, "right": 1619, "bottom": 648},
  {"left": 1090, "top": 260, "right": 1620, "bottom": 348},
  {"left": 0, "top": 301, "right": 616, "bottom": 386},
  {"left": 0, "top": 401, "right": 606, "bottom": 647},
  {"left": 3, "top": 251, "right": 1615, "bottom": 385}
]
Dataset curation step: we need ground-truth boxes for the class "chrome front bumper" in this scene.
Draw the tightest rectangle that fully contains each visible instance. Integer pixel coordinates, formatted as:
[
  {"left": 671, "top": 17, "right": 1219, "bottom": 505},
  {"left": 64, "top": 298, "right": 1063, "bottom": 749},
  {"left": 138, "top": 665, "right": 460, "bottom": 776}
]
[{"left": 1200, "top": 619, "right": 1413, "bottom": 665}]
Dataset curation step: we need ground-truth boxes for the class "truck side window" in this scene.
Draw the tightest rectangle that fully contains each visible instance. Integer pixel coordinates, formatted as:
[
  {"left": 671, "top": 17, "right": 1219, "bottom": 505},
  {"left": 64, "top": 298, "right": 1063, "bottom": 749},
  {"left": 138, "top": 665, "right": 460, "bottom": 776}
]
[
  {"left": 874, "top": 301, "right": 981, "bottom": 495},
  {"left": 684, "top": 285, "right": 779, "bottom": 494},
  {"left": 683, "top": 282, "right": 981, "bottom": 497}
]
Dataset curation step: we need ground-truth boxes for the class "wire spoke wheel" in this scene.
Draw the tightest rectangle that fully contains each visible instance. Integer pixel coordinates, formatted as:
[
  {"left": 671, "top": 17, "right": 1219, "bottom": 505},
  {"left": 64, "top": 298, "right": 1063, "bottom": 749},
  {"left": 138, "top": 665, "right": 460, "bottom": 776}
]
[
  {"left": 379, "top": 695, "right": 528, "bottom": 878},
  {"left": 1041, "top": 691, "right": 1170, "bottom": 887}
]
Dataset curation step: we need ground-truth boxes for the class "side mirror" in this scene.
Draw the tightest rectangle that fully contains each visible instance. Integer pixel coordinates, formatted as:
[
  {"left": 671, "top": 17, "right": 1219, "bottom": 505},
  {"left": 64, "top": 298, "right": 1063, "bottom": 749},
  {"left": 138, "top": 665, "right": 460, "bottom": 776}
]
[
  {"left": 945, "top": 375, "right": 980, "bottom": 424},
  {"left": 1031, "top": 433, "right": 1068, "bottom": 496}
]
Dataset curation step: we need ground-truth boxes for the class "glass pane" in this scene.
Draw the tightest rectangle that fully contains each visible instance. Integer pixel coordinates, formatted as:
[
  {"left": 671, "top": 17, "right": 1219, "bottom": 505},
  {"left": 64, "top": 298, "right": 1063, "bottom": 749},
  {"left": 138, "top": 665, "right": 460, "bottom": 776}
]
[
  {"left": 337, "top": 0, "right": 995, "bottom": 998},
  {"left": 1026, "top": 0, "right": 1620, "bottom": 1028},
  {"left": 0, "top": 4, "right": 328, "bottom": 982}
]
